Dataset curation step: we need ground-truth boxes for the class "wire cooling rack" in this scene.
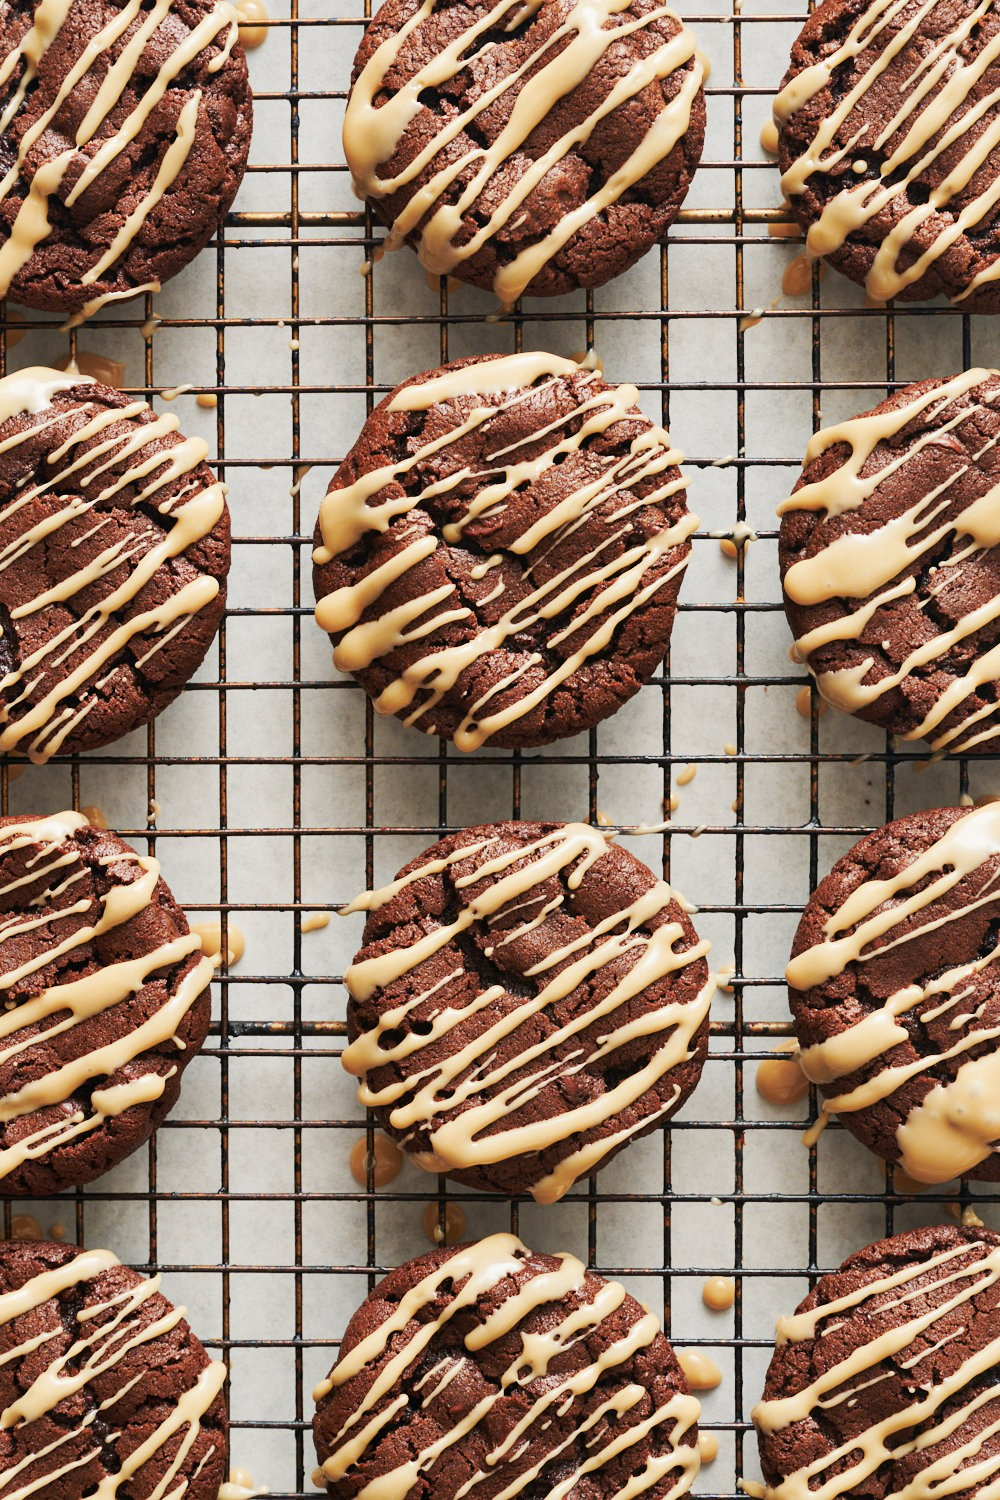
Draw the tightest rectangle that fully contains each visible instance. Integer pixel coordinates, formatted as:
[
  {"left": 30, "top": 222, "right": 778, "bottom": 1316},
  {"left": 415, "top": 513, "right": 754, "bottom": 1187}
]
[{"left": 3, "top": 0, "right": 1000, "bottom": 1495}]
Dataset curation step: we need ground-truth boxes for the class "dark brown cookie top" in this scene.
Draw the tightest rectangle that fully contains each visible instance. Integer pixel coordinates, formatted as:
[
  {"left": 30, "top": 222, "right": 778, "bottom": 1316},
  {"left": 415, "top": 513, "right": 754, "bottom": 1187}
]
[
  {"left": 313, "top": 1233, "right": 700, "bottom": 1499},
  {"left": 312, "top": 352, "right": 696, "bottom": 752},
  {"left": 0, "top": 367, "right": 230, "bottom": 761},
  {"left": 787, "top": 803, "right": 1000, "bottom": 1186},
  {"left": 0, "top": 0, "right": 252, "bottom": 315},
  {"left": 774, "top": 0, "right": 1000, "bottom": 310},
  {"left": 778, "top": 370, "right": 1000, "bottom": 756},
  {"left": 754, "top": 1225, "right": 1000, "bottom": 1500},
  {"left": 342, "top": 819, "right": 713, "bottom": 1200},
  {"left": 0, "top": 1238, "right": 226, "bottom": 1497},
  {"left": 0, "top": 810, "right": 213, "bottom": 1196},
  {"left": 344, "top": 0, "right": 705, "bottom": 302}
]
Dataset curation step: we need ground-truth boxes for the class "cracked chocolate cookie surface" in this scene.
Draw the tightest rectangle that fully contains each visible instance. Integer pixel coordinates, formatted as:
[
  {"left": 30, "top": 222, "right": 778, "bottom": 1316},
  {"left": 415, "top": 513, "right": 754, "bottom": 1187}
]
[
  {"left": 788, "top": 803, "right": 1000, "bottom": 1185},
  {"left": 0, "top": 367, "right": 230, "bottom": 761},
  {"left": 774, "top": 0, "right": 1000, "bottom": 309},
  {"left": 0, "top": 1238, "right": 227, "bottom": 1497},
  {"left": 342, "top": 818, "right": 713, "bottom": 1201},
  {"left": 312, "top": 352, "right": 696, "bottom": 751},
  {"left": 0, "top": 810, "right": 213, "bottom": 1196},
  {"left": 313, "top": 1233, "right": 700, "bottom": 1498},
  {"left": 754, "top": 1225, "right": 1000, "bottom": 1500},
  {"left": 0, "top": 0, "right": 253, "bottom": 315},
  {"left": 779, "top": 370, "right": 1000, "bottom": 756},
  {"left": 343, "top": 0, "right": 705, "bottom": 302}
]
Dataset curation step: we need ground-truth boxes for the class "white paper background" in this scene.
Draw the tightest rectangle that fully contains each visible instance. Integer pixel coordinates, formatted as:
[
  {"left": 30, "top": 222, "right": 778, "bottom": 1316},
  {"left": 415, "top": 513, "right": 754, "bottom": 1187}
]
[{"left": 3, "top": 0, "right": 1000, "bottom": 1493}]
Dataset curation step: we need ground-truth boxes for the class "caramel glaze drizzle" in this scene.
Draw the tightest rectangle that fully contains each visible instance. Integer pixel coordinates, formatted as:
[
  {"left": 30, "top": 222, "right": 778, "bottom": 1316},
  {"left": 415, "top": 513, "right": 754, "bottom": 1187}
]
[
  {"left": 313, "top": 1232, "right": 702, "bottom": 1500},
  {"left": 774, "top": 0, "right": 1000, "bottom": 305},
  {"left": 342, "top": 821, "right": 714, "bottom": 1203},
  {"left": 0, "top": 1245, "right": 226, "bottom": 1497},
  {"left": 787, "top": 802, "right": 1000, "bottom": 1185},
  {"left": 0, "top": 367, "right": 227, "bottom": 763},
  {"left": 342, "top": 0, "right": 704, "bottom": 304},
  {"left": 754, "top": 1232, "right": 1000, "bottom": 1500},
  {"left": 314, "top": 352, "right": 697, "bottom": 751},
  {"left": 0, "top": 0, "right": 241, "bottom": 311},
  {"left": 780, "top": 368, "right": 1000, "bottom": 757},
  {"left": 0, "top": 811, "right": 214, "bottom": 1187}
]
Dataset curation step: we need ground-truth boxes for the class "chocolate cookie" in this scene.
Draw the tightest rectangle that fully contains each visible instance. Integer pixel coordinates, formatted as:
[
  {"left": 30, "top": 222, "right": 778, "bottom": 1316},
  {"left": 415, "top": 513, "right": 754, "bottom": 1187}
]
[
  {"left": 0, "top": 366, "right": 230, "bottom": 761},
  {"left": 313, "top": 352, "right": 696, "bottom": 751},
  {"left": 754, "top": 1225, "right": 1000, "bottom": 1500},
  {"left": 0, "top": 809, "right": 214, "bottom": 1196},
  {"left": 343, "top": 0, "right": 705, "bottom": 303},
  {"left": 313, "top": 1232, "right": 700, "bottom": 1498},
  {"left": 779, "top": 370, "right": 1000, "bottom": 757},
  {"left": 774, "top": 0, "right": 1000, "bottom": 309},
  {"left": 342, "top": 819, "right": 713, "bottom": 1201},
  {"left": 787, "top": 802, "right": 1000, "bottom": 1186},
  {"left": 0, "top": 1238, "right": 226, "bottom": 1497},
  {"left": 0, "top": 0, "right": 252, "bottom": 315}
]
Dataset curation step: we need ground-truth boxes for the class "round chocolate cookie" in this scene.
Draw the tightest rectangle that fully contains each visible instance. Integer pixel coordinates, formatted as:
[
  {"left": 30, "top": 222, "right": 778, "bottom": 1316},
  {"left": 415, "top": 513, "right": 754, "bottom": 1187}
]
[
  {"left": 787, "top": 802, "right": 1000, "bottom": 1186},
  {"left": 343, "top": 0, "right": 705, "bottom": 303},
  {"left": 774, "top": 0, "right": 1000, "bottom": 309},
  {"left": 0, "top": 809, "right": 214, "bottom": 1196},
  {"left": 313, "top": 1232, "right": 700, "bottom": 1498},
  {"left": 313, "top": 352, "right": 696, "bottom": 751},
  {"left": 342, "top": 819, "right": 713, "bottom": 1201},
  {"left": 0, "top": 0, "right": 253, "bottom": 315},
  {"left": 0, "top": 366, "right": 230, "bottom": 761},
  {"left": 779, "top": 370, "right": 1000, "bottom": 757},
  {"left": 0, "top": 1238, "right": 226, "bottom": 1496},
  {"left": 754, "top": 1225, "right": 1000, "bottom": 1500}
]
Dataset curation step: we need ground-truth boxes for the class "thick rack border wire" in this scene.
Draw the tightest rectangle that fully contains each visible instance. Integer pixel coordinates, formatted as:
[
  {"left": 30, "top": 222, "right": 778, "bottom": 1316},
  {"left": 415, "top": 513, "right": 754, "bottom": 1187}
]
[{"left": 0, "top": 2, "right": 997, "bottom": 1497}]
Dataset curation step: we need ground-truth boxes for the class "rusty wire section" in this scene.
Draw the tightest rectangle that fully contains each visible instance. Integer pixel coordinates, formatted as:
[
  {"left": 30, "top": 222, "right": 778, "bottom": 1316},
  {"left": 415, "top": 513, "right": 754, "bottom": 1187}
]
[{"left": 0, "top": 0, "right": 996, "bottom": 1495}]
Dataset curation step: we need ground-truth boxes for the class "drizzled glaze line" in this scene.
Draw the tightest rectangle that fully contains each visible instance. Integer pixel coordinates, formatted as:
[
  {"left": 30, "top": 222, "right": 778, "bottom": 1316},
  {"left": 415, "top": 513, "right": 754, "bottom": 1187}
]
[
  {"left": 0, "top": 1245, "right": 226, "bottom": 1497},
  {"left": 781, "top": 369, "right": 1000, "bottom": 756},
  {"left": 0, "top": 0, "right": 240, "bottom": 305},
  {"left": 343, "top": 822, "right": 713, "bottom": 1203},
  {"left": 754, "top": 1236, "right": 1000, "bottom": 1500},
  {"left": 342, "top": 0, "right": 704, "bottom": 303},
  {"left": 315, "top": 352, "right": 697, "bottom": 751},
  {"left": 787, "top": 803, "right": 1000, "bottom": 1184},
  {"left": 314, "top": 1232, "right": 701, "bottom": 1500},
  {"left": 774, "top": 0, "right": 1000, "bottom": 304},
  {"left": 0, "top": 812, "right": 214, "bottom": 1185},
  {"left": 0, "top": 367, "right": 226, "bottom": 763}
]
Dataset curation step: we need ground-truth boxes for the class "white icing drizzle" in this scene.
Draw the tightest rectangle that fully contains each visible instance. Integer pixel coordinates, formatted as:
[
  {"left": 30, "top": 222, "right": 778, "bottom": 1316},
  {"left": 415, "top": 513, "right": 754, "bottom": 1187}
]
[
  {"left": 753, "top": 1234, "right": 1000, "bottom": 1500},
  {"left": 313, "top": 1232, "right": 701, "bottom": 1500},
  {"left": 774, "top": 0, "right": 1000, "bottom": 304},
  {"left": 0, "top": 811, "right": 214, "bottom": 1186},
  {"left": 780, "top": 369, "right": 1000, "bottom": 756},
  {"left": 0, "top": 1245, "right": 226, "bottom": 1498},
  {"left": 342, "top": 821, "right": 713, "bottom": 1202},
  {"left": 341, "top": 0, "right": 704, "bottom": 303},
  {"left": 314, "top": 352, "right": 696, "bottom": 751},
  {"left": 0, "top": 0, "right": 240, "bottom": 306},
  {"left": 787, "top": 803, "right": 1000, "bottom": 1185},
  {"left": 0, "top": 366, "right": 226, "bottom": 763}
]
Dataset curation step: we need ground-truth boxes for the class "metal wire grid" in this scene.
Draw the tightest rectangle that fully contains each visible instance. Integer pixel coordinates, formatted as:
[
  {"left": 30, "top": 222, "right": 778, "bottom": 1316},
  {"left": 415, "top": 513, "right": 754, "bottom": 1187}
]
[{"left": 1, "top": 1, "right": 999, "bottom": 1495}]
